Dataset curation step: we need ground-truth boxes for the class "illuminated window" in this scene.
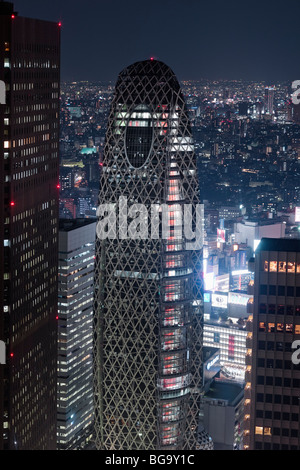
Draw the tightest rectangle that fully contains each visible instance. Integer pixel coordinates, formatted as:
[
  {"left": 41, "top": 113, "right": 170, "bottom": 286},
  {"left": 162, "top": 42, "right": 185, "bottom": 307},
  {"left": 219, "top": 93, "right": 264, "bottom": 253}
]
[
  {"left": 255, "top": 426, "right": 263, "bottom": 435},
  {"left": 286, "top": 324, "right": 293, "bottom": 333},
  {"left": 287, "top": 262, "right": 295, "bottom": 273},
  {"left": 295, "top": 325, "right": 300, "bottom": 335},
  {"left": 268, "top": 323, "right": 275, "bottom": 333},
  {"left": 264, "top": 427, "right": 272, "bottom": 436},
  {"left": 278, "top": 261, "right": 286, "bottom": 273},
  {"left": 259, "top": 322, "right": 266, "bottom": 332},
  {"left": 264, "top": 261, "right": 269, "bottom": 271},
  {"left": 269, "top": 261, "right": 277, "bottom": 272},
  {"left": 276, "top": 323, "right": 284, "bottom": 332}
]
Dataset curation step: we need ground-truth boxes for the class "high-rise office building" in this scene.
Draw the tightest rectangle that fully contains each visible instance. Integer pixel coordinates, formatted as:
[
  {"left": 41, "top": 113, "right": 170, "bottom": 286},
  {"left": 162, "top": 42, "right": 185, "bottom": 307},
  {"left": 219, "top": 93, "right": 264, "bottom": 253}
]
[
  {"left": 244, "top": 238, "right": 300, "bottom": 450},
  {"left": 0, "top": 2, "right": 60, "bottom": 449},
  {"left": 264, "top": 86, "right": 275, "bottom": 115},
  {"left": 57, "top": 219, "right": 96, "bottom": 449},
  {"left": 94, "top": 59, "right": 210, "bottom": 450}
]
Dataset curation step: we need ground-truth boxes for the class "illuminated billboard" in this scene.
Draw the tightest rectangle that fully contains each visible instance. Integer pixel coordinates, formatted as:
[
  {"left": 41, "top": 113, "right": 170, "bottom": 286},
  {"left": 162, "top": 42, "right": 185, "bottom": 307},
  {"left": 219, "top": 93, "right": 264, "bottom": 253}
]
[
  {"left": 228, "top": 292, "right": 251, "bottom": 306},
  {"left": 204, "top": 271, "right": 214, "bottom": 290},
  {"left": 214, "top": 274, "right": 230, "bottom": 292},
  {"left": 211, "top": 293, "right": 228, "bottom": 309},
  {"left": 217, "top": 228, "right": 225, "bottom": 243}
]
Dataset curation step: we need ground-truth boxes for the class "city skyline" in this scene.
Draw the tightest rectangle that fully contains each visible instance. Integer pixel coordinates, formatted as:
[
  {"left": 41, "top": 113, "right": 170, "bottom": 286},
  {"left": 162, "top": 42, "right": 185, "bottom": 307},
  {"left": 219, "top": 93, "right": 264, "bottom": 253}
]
[
  {"left": 12, "top": 0, "right": 300, "bottom": 83},
  {"left": 2, "top": 0, "right": 300, "bottom": 453}
]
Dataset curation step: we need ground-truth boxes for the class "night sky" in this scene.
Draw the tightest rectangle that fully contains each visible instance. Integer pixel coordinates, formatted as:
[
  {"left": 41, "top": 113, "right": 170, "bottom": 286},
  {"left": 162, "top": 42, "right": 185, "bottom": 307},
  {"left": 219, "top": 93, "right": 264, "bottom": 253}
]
[{"left": 12, "top": 0, "right": 300, "bottom": 84}]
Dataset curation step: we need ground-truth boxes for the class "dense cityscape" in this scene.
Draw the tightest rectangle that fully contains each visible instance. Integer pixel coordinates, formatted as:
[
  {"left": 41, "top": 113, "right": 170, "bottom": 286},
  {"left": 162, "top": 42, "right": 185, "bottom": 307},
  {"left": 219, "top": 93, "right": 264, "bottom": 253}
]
[
  {"left": 57, "top": 78, "right": 300, "bottom": 450},
  {"left": 59, "top": 78, "right": 300, "bottom": 221},
  {"left": 1, "top": 0, "right": 300, "bottom": 457}
]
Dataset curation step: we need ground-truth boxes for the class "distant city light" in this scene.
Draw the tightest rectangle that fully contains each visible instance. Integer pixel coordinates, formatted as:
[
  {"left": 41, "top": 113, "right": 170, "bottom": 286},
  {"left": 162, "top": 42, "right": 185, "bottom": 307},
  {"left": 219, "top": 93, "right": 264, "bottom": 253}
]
[{"left": 231, "top": 269, "right": 250, "bottom": 276}]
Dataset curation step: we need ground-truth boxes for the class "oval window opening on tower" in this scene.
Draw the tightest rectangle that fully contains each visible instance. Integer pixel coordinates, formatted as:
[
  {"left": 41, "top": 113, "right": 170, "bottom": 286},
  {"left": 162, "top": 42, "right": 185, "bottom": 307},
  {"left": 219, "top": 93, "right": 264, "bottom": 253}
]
[{"left": 125, "top": 104, "right": 153, "bottom": 168}]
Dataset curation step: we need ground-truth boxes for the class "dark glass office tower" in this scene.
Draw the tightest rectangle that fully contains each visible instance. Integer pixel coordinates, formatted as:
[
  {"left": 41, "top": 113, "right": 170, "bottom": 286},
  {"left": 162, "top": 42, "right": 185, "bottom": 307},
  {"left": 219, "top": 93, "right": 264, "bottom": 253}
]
[
  {"left": 0, "top": 2, "right": 60, "bottom": 449},
  {"left": 244, "top": 238, "right": 300, "bottom": 450},
  {"left": 94, "top": 59, "right": 207, "bottom": 450}
]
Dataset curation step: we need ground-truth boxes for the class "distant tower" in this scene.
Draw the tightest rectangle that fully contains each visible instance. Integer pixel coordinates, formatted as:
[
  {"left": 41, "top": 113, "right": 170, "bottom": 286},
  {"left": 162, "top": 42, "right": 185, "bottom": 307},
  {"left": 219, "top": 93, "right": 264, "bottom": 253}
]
[
  {"left": 0, "top": 1, "right": 60, "bottom": 449},
  {"left": 57, "top": 219, "right": 96, "bottom": 450},
  {"left": 244, "top": 238, "right": 300, "bottom": 450},
  {"left": 264, "top": 87, "right": 275, "bottom": 115},
  {"left": 94, "top": 59, "right": 211, "bottom": 450}
]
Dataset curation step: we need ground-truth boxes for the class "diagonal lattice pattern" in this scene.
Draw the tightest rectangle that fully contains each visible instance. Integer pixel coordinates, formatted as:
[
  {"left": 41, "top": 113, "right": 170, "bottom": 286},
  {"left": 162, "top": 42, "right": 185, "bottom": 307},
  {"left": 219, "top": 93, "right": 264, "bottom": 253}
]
[{"left": 94, "top": 59, "right": 207, "bottom": 450}]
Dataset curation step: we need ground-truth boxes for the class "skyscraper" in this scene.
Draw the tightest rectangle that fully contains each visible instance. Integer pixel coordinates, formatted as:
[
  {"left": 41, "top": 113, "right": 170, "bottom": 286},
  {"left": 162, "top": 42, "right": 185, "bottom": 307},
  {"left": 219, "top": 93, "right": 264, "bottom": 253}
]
[
  {"left": 244, "top": 238, "right": 300, "bottom": 450},
  {"left": 57, "top": 219, "right": 96, "bottom": 449},
  {"left": 0, "top": 2, "right": 60, "bottom": 449},
  {"left": 94, "top": 59, "right": 209, "bottom": 450},
  {"left": 264, "top": 86, "right": 275, "bottom": 115}
]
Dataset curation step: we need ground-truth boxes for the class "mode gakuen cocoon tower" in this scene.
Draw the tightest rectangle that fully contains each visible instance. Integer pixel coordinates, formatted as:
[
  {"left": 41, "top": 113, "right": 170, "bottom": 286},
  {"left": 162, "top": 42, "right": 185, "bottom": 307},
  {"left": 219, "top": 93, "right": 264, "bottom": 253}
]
[{"left": 94, "top": 59, "right": 212, "bottom": 450}]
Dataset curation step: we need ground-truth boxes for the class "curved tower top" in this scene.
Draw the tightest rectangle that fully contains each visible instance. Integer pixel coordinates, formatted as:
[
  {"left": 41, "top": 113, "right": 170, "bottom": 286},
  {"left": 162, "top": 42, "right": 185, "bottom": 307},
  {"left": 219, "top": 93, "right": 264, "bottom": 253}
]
[{"left": 115, "top": 59, "right": 182, "bottom": 105}]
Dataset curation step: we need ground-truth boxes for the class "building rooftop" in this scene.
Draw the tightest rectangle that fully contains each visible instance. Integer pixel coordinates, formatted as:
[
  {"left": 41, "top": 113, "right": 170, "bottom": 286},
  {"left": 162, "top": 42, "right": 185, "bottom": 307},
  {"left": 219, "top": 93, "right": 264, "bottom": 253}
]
[
  {"left": 203, "top": 346, "right": 220, "bottom": 363},
  {"left": 256, "top": 237, "right": 300, "bottom": 253},
  {"left": 240, "top": 218, "right": 285, "bottom": 226},
  {"left": 204, "top": 379, "right": 244, "bottom": 405},
  {"left": 59, "top": 218, "right": 96, "bottom": 232}
]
